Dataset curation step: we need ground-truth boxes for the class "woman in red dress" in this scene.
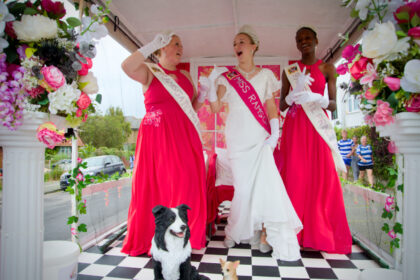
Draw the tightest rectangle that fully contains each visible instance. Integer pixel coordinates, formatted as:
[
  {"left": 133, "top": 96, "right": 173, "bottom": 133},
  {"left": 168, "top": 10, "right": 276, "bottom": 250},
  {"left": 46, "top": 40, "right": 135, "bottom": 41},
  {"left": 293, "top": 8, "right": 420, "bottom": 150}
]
[
  {"left": 120, "top": 33, "right": 207, "bottom": 256},
  {"left": 277, "top": 27, "right": 352, "bottom": 254}
]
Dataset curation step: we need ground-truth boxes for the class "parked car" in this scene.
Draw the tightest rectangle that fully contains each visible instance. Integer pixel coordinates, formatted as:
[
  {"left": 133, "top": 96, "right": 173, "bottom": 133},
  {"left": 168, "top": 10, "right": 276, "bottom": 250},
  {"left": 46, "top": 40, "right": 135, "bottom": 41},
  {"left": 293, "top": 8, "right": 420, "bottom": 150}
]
[
  {"left": 51, "top": 159, "right": 71, "bottom": 171},
  {"left": 60, "top": 155, "right": 126, "bottom": 190}
]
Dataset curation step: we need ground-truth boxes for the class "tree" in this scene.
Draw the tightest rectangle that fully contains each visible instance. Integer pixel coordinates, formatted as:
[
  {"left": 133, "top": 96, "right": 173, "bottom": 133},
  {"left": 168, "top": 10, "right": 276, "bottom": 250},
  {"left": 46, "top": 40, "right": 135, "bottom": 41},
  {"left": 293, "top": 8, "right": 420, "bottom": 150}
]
[{"left": 79, "top": 107, "right": 131, "bottom": 149}]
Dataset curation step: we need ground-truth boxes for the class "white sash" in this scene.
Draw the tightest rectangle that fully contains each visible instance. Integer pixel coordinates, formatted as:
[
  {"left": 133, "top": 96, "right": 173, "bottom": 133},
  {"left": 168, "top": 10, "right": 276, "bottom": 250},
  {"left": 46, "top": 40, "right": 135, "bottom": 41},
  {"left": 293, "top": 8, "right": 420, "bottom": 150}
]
[
  {"left": 144, "top": 62, "right": 202, "bottom": 142},
  {"left": 285, "top": 63, "right": 346, "bottom": 172}
]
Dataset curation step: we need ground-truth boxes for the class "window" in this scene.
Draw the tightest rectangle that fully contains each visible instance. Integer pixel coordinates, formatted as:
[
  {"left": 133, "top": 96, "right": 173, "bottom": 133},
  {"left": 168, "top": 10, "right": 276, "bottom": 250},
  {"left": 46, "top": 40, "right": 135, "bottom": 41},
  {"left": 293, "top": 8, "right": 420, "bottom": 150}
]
[
  {"left": 332, "top": 110, "right": 338, "bottom": 120},
  {"left": 347, "top": 95, "right": 360, "bottom": 113}
]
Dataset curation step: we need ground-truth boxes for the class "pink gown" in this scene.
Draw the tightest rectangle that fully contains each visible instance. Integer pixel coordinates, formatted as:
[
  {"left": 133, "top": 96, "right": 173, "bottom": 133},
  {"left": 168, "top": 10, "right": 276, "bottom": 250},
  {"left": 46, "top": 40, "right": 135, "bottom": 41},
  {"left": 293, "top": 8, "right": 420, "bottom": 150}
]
[
  {"left": 121, "top": 65, "right": 207, "bottom": 256},
  {"left": 278, "top": 60, "right": 352, "bottom": 254}
]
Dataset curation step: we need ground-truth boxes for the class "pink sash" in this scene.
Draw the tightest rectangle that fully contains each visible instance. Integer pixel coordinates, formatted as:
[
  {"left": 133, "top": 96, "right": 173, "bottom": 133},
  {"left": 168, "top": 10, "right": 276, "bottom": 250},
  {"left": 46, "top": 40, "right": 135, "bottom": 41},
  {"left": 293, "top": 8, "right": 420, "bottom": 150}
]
[{"left": 222, "top": 66, "right": 270, "bottom": 134}]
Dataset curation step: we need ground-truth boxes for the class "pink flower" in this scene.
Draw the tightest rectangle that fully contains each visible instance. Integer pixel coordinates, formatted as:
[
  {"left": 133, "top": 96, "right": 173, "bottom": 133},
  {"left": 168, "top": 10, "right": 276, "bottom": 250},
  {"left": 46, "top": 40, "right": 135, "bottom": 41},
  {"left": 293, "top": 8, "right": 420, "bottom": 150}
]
[
  {"left": 76, "top": 92, "right": 91, "bottom": 110},
  {"left": 76, "top": 172, "right": 84, "bottom": 182},
  {"left": 405, "top": 95, "right": 420, "bottom": 112},
  {"left": 394, "top": 1, "right": 420, "bottom": 25},
  {"left": 388, "top": 230, "right": 397, "bottom": 239},
  {"left": 364, "top": 88, "right": 379, "bottom": 100},
  {"left": 83, "top": 199, "right": 87, "bottom": 208},
  {"left": 77, "top": 157, "right": 83, "bottom": 164},
  {"left": 408, "top": 26, "right": 420, "bottom": 38},
  {"left": 360, "top": 63, "right": 377, "bottom": 87},
  {"left": 384, "top": 77, "right": 401, "bottom": 91},
  {"left": 388, "top": 141, "right": 398, "bottom": 154},
  {"left": 336, "top": 63, "right": 349, "bottom": 75},
  {"left": 83, "top": 113, "right": 88, "bottom": 122},
  {"left": 350, "top": 56, "right": 372, "bottom": 80},
  {"left": 40, "top": 65, "right": 65, "bottom": 91},
  {"left": 364, "top": 114, "right": 375, "bottom": 126},
  {"left": 75, "top": 108, "right": 83, "bottom": 117},
  {"left": 373, "top": 100, "right": 395, "bottom": 126},
  {"left": 71, "top": 227, "right": 77, "bottom": 235},
  {"left": 41, "top": 0, "right": 66, "bottom": 19},
  {"left": 342, "top": 44, "right": 361, "bottom": 63},
  {"left": 36, "top": 122, "right": 65, "bottom": 149},
  {"left": 385, "top": 196, "right": 395, "bottom": 212}
]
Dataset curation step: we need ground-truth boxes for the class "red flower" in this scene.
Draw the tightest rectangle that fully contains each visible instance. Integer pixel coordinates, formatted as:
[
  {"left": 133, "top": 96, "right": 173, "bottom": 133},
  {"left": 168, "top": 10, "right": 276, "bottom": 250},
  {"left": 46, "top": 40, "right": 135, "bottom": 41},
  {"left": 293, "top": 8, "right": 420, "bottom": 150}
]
[
  {"left": 336, "top": 63, "right": 349, "bottom": 75},
  {"left": 394, "top": 1, "right": 420, "bottom": 24},
  {"left": 405, "top": 95, "right": 420, "bottom": 112},
  {"left": 408, "top": 26, "right": 420, "bottom": 38},
  {"left": 77, "top": 56, "right": 93, "bottom": 76},
  {"left": 76, "top": 92, "right": 91, "bottom": 110},
  {"left": 41, "top": 0, "right": 66, "bottom": 19},
  {"left": 350, "top": 57, "right": 372, "bottom": 80},
  {"left": 5, "top": 22, "right": 16, "bottom": 39},
  {"left": 342, "top": 44, "right": 361, "bottom": 63}
]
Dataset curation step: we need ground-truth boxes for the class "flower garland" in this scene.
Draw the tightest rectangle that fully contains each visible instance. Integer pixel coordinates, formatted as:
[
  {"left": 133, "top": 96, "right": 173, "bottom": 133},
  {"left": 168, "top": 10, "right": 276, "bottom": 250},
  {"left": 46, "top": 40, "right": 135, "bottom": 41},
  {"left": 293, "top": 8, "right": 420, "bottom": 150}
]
[
  {"left": 339, "top": 0, "right": 420, "bottom": 127},
  {"left": 0, "top": 0, "right": 110, "bottom": 148}
]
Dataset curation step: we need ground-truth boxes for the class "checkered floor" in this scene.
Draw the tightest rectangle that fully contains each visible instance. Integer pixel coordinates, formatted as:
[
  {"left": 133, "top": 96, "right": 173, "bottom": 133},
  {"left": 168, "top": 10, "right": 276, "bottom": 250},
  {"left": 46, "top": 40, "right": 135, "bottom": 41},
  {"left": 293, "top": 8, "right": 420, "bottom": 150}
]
[{"left": 77, "top": 205, "right": 381, "bottom": 280}]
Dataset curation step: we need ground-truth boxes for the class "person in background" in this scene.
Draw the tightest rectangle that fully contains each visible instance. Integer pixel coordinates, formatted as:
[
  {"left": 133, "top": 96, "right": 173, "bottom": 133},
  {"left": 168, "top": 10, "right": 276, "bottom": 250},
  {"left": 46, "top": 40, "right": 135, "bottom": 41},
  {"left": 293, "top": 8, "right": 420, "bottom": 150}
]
[
  {"left": 120, "top": 32, "right": 207, "bottom": 256},
  {"left": 351, "top": 135, "right": 359, "bottom": 181},
  {"left": 357, "top": 135, "right": 374, "bottom": 186},
  {"left": 337, "top": 129, "right": 353, "bottom": 180},
  {"left": 129, "top": 154, "right": 135, "bottom": 169}
]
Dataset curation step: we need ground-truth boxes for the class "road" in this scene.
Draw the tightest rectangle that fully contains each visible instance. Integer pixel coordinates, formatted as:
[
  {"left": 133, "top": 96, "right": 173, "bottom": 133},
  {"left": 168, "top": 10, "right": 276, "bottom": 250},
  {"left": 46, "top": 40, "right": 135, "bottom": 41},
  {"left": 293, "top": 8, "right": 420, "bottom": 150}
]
[{"left": 0, "top": 181, "right": 132, "bottom": 245}]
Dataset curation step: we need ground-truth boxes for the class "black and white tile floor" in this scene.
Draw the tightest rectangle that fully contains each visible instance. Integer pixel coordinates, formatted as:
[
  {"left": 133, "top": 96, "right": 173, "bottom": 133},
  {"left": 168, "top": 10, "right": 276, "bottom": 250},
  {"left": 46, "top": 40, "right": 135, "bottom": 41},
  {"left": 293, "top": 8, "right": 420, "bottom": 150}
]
[{"left": 77, "top": 205, "right": 381, "bottom": 280}]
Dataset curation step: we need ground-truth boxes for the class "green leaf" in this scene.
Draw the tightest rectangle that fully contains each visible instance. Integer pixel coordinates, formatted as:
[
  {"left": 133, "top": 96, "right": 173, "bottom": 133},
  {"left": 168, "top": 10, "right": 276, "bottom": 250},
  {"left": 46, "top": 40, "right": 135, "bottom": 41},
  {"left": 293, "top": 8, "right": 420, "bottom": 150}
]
[
  {"left": 38, "top": 97, "right": 49, "bottom": 106},
  {"left": 396, "top": 30, "right": 407, "bottom": 38},
  {"left": 382, "top": 209, "right": 389, "bottom": 219},
  {"left": 382, "top": 223, "right": 390, "bottom": 232},
  {"left": 95, "top": 94, "right": 102, "bottom": 104},
  {"left": 397, "top": 184, "right": 404, "bottom": 192},
  {"left": 394, "top": 223, "right": 403, "bottom": 234},
  {"left": 396, "top": 11, "right": 409, "bottom": 21},
  {"left": 78, "top": 224, "right": 87, "bottom": 232},
  {"left": 411, "top": 14, "right": 420, "bottom": 27},
  {"left": 66, "top": 17, "right": 82, "bottom": 27},
  {"left": 67, "top": 216, "right": 78, "bottom": 224},
  {"left": 23, "top": 7, "right": 38, "bottom": 15},
  {"left": 387, "top": 92, "right": 399, "bottom": 108}
]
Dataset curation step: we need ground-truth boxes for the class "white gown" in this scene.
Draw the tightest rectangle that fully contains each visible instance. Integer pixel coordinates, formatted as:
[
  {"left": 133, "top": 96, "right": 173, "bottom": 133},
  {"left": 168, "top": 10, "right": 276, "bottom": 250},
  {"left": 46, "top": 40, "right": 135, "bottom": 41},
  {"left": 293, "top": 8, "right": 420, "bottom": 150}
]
[{"left": 217, "top": 68, "right": 303, "bottom": 261}]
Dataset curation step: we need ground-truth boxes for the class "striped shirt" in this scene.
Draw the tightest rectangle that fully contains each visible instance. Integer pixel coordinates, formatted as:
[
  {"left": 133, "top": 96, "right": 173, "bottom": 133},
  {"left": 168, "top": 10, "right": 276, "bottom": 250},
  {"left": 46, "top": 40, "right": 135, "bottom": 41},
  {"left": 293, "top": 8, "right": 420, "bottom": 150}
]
[
  {"left": 357, "top": 144, "right": 373, "bottom": 166},
  {"left": 338, "top": 139, "right": 354, "bottom": 159}
]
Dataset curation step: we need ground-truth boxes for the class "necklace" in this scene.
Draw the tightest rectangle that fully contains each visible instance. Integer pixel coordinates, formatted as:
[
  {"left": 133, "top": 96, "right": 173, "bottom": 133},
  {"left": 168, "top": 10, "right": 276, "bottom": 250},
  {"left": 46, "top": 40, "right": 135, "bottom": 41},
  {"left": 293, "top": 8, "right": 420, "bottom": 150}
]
[{"left": 237, "top": 65, "right": 257, "bottom": 80}]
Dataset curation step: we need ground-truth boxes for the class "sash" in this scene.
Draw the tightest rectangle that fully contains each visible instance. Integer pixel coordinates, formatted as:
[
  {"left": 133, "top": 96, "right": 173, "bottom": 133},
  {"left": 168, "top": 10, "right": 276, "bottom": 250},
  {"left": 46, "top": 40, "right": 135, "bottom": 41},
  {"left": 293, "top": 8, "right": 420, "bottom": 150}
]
[
  {"left": 144, "top": 63, "right": 202, "bottom": 142},
  {"left": 285, "top": 63, "right": 346, "bottom": 172},
  {"left": 221, "top": 66, "right": 270, "bottom": 134}
]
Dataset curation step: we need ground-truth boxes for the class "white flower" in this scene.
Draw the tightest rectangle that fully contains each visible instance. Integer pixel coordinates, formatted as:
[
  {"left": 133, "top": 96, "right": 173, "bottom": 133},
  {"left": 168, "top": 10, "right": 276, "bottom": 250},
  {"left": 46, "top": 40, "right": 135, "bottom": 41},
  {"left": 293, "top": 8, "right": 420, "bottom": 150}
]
[
  {"left": 79, "top": 72, "right": 99, "bottom": 94},
  {"left": 0, "top": 2, "right": 15, "bottom": 23},
  {"left": 362, "top": 21, "right": 410, "bottom": 64},
  {"left": 400, "top": 60, "right": 420, "bottom": 93},
  {"left": 14, "top": 15, "right": 58, "bottom": 42},
  {"left": 90, "top": 5, "right": 100, "bottom": 16},
  {"left": 78, "top": 16, "right": 108, "bottom": 43},
  {"left": 355, "top": 0, "right": 370, "bottom": 20},
  {"left": 48, "top": 82, "right": 81, "bottom": 115}
]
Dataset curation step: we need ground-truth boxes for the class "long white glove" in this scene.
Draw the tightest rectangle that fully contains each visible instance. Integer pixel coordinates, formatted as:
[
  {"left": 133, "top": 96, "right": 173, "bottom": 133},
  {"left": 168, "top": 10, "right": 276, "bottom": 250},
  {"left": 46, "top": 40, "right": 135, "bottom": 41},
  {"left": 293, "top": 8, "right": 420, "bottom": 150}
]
[
  {"left": 264, "top": 118, "right": 280, "bottom": 150},
  {"left": 207, "top": 65, "right": 228, "bottom": 102},
  {"left": 294, "top": 91, "right": 330, "bottom": 108},
  {"left": 138, "top": 32, "right": 174, "bottom": 58},
  {"left": 197, "top": 76, "right": 210, "bottom": 103},
  {"left": 295, "top": 67, "right": 314, "bottom": 92},
  {"left": 285, "top": 89, "right": 307, "bottom": 106}
]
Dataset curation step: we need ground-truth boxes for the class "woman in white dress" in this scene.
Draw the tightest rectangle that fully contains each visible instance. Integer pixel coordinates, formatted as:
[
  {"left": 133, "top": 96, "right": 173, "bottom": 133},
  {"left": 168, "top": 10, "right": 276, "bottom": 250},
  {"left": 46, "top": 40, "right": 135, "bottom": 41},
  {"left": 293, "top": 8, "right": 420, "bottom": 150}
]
[{"left": 200, "top": 25, "right": 302, "bottom": 261}]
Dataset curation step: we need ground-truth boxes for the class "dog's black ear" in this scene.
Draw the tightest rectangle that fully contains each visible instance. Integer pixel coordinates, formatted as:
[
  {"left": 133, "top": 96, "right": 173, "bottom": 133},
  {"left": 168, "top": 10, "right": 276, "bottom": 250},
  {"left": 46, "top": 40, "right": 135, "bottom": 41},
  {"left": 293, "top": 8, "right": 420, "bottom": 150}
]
[
  {"left": 152, "top": 205, "right": 166, "bottom": 217},
  {"left": 177, "top": 204, "right": 191, "bottom": 212}
]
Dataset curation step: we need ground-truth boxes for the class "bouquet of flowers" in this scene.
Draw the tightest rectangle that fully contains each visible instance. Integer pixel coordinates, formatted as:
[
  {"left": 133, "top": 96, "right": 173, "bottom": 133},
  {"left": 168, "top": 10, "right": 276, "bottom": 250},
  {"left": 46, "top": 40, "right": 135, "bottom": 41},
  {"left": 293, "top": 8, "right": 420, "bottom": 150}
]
[
  {"left": 0, "top": 0, "right": 110, "bottom": 148},
  {"left": 339, "top": 0, "right": 420, "bottom": 127}
]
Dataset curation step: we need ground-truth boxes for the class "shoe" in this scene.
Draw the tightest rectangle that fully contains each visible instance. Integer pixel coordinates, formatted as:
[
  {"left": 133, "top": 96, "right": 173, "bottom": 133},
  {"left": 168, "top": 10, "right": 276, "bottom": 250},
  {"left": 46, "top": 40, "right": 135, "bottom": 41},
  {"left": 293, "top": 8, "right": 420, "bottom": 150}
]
[
  {"left": 259, "top": 242, "right": 272, "bottom": 253},
  {"left": 224, "top": 237, "right": 235, "bottom": 248}
]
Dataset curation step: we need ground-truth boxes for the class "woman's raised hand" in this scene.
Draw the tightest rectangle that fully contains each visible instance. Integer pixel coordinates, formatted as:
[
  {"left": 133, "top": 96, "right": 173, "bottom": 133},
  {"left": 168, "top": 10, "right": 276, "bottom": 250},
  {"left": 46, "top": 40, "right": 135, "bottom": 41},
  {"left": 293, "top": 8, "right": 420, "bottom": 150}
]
[{"left": 138, "top": 32, "right": 175, "bottom": 58}]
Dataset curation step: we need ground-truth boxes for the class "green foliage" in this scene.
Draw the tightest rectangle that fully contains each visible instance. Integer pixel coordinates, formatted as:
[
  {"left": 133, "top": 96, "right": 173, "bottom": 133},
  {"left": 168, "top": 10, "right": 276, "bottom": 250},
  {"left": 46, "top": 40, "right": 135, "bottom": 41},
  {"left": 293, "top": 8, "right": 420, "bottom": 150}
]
[
  {"left": 79, "top": 144, "right": 97, "bottom": 159},
  {"left": 79, "top": 107, "right": 131, "bottom": 149},
  {"left": 44, "top": 167, "right": 64, "bottom": 181}
]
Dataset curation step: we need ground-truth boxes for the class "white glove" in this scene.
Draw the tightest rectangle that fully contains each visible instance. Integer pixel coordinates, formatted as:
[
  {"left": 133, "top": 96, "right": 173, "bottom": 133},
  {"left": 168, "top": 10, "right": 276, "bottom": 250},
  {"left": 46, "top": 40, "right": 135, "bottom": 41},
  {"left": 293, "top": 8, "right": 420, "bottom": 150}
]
[
  {"left": 207, "top": 66, "right": 228, "bottom": 102},
  {"left": 138, "top": 32, "right": 174, "bottom": 58},
  {"left": 294, "top": 91, "right": 330, "bottom": 108},
  {"left": 264, "top": 118, "right": 280, "bottom": 150},
  {"left": 197, "top": 76, "right": 210, "bottom": 103},
  {"left": 294, "top": 67, "right": 314, "bottom": 92}
]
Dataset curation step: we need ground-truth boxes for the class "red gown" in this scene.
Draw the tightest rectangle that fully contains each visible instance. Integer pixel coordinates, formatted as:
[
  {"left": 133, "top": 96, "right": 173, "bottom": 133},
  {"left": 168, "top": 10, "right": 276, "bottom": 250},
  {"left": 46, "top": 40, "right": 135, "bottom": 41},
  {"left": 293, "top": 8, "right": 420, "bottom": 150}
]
[
  {"left": 121, "top": 65, "right": 207, "bottom": 256},
  {"left": 278, "top": 60, "right": 352, "bottom": 254}
]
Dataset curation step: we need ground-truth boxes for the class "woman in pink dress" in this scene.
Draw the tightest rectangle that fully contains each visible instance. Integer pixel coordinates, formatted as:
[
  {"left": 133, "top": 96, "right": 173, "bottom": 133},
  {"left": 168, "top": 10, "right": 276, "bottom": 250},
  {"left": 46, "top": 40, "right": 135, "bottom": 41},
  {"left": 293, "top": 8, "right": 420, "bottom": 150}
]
[
  {"left": 277, "top": 27, "right": 352, "bottom": 254},
  {"left": 120, "top": 33, "right": 207, "bottom": 256}
]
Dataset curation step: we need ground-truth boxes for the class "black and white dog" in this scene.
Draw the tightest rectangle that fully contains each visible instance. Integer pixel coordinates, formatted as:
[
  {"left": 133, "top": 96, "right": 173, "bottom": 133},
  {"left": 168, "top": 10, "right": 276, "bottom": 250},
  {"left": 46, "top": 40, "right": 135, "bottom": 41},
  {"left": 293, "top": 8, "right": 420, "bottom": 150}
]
[{"left": 151, "top": 204, "right": 209, "bottom": 280}]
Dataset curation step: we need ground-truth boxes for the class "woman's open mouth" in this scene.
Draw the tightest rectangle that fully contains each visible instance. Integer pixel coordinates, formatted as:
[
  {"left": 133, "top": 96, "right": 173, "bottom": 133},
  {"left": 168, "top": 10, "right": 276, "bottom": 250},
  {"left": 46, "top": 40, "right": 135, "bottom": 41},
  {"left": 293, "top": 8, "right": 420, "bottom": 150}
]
[{"left": 236, "top": 51, "right": 243, "bottom": 57}]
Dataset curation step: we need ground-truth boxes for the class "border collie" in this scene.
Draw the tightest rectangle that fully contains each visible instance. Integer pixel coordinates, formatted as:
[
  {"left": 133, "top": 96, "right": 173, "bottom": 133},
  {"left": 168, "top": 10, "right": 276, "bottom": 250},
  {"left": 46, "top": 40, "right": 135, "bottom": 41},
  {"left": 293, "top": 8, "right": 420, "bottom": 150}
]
[{"left": 151, "top": 204, "right": 209, "bottom": 280}]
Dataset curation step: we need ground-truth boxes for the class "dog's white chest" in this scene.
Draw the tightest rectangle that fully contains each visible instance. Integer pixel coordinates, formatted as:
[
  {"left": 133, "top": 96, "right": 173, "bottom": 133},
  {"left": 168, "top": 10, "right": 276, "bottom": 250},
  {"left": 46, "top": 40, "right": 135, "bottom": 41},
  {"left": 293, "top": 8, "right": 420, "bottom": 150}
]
[{"left": 151, "top": 237, "right": 192, "bottom": 280}]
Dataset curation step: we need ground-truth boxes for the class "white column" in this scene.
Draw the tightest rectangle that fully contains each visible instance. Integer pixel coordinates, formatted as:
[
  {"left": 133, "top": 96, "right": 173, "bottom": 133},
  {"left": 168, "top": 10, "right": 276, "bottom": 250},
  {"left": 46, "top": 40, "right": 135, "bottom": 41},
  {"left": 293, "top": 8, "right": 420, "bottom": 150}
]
[
  {"left": 0, "top": 112, "right": 48, "bottom": 280},
  {"left": 377, "top": 112, "right": 420, "bottom": 280}
]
